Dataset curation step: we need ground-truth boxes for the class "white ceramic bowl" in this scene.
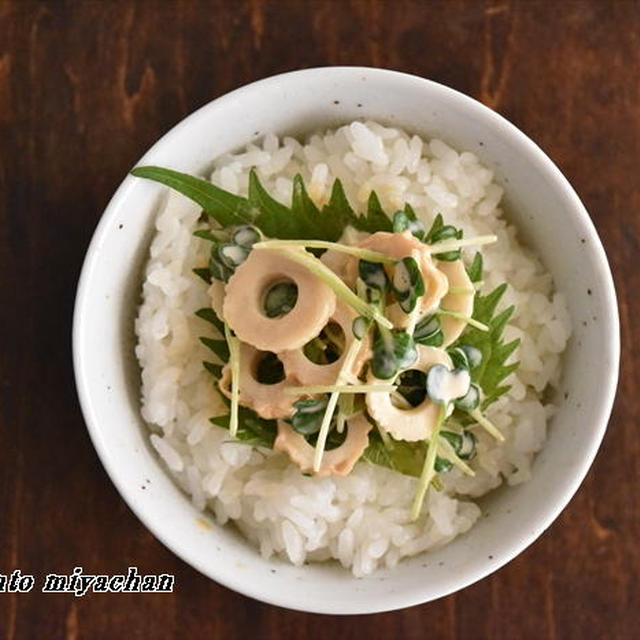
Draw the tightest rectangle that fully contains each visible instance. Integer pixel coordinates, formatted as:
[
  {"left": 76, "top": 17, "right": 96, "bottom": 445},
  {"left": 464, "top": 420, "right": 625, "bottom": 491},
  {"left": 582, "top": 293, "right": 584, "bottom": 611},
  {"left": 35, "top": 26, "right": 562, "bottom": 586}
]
[{"left": 73, "top": 67, "right": 619, "bottom": 613}]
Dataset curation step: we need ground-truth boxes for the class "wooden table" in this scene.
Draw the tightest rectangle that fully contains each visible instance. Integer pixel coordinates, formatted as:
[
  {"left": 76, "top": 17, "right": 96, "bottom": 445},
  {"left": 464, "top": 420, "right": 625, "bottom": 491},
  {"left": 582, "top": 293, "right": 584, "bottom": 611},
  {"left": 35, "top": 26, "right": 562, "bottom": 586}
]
[{"left": 0, "top": 1, "right": 634, "bottom": 637}]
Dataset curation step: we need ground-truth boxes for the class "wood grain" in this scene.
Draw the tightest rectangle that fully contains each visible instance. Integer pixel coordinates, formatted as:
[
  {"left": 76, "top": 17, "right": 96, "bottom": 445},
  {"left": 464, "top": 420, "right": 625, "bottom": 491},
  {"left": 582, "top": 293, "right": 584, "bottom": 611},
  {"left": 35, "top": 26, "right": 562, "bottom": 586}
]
[{"left": 0, "top": 0, "right": 635, "bottom": 638}]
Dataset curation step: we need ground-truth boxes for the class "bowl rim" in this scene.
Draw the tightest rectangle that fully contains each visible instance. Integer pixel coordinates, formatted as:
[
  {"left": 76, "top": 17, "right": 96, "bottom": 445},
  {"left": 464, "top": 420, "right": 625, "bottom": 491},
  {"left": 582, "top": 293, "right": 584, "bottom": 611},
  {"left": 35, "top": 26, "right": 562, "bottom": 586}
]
[{"left": 73, "top": 66, "right": 620, "bottom": 613}]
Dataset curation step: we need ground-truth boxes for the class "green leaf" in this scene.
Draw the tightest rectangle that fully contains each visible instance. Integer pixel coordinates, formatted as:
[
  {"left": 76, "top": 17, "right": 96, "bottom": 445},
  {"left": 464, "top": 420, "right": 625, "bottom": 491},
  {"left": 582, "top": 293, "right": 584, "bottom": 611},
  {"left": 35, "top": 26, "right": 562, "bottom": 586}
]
[
  {"left": 392, "top": 210, "right": 411, "bottom": 233},
  {"left": 193, "top": 229, "right": 222, "bottom": 242},
  {"left": 403, "top": 203, "right": 426, "bottom": 240},
  {"left": 362, "top": 430, "right": 426, "bottom": 477},
  {"left": 195, "top": 307, "right": 225, "bottom": 335},
  {"left": 371, "top": 332, "right": 398, "bottom": 380},
  {"left": 359, "top": 259, "right": 389, "bottom": 291},
  {"left": 425, "top": 213, "right": 444, "bottom": 241},
  {"left": 287, "top": 396, "right": 330, "bottom": 436},
  {"left": 319, "top": 179, "right": 355, "bottom": 241},
  {"left": 393, "top": 256, "right": 425, "bottom": 313},
  {"left": 210, "top": 407, "right": 277, "bottom": 448},
  {"left": 425, "top": 213, "right": 463, "bottom": 260},
  {"left": 130, "top": 166, "right": 253, "bottom": 228},
  {"left": 248, "top": 168, "right": 301, "bottom": 238},
  {"left": 414, "top": 314, "right": 444, "bottom": 347},
  {"left": 263, "top": 281, "right": 298, "bottom": 318},
  {"left": 452, "top": 284, "right": 520, "bottom": 408},
  {"left": 466, "top": 252, "right": 483, "bottom": 283},
  {"left": 350, "top": 190, "right": 393, "bottom": 233},
  {"left": 132, "top": 167, "right": 394, "bottom": 243},
  {"left": 199, "top": 336, "right": 230, "bottom": 363},
  {"left": 403, "top": 203, "right": 418, "bottom": 221},
  {"left": 192, "top": 267, "right": 212, "bottom": 284},
  {"left": 203, "top": 361, "right": 223, "bottom": 378},
  {"left": 393, "top": 331, "right": 418, "bottom": 369},
  {"left": 475, "top": 283, "right": 508, "bottom": 321},
  {"left": 291, "top": 174, "right": 322, "bottom": 238},
  {"left": 491, "top": 305, "right": 515, "bottom": 339},
  {"left": 494, "top": 337, "right": 521, "bottom": 363}
]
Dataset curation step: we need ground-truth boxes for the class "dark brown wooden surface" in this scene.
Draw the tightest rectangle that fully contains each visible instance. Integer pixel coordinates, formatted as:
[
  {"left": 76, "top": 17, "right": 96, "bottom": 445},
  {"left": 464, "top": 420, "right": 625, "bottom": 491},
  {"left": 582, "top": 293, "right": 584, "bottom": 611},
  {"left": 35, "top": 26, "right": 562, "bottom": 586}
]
[{"left": 0, "top": 0, "right": 635, "bottom": 637}]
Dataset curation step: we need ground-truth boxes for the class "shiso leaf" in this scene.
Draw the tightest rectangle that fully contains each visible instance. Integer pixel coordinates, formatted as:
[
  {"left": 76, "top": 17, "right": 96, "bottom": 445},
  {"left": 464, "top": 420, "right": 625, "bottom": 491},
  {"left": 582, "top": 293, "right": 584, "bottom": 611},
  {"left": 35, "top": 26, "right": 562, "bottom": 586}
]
[
  {"left": 474, "top": 282, "right": 508, "bottom": 321},
  {"left": 210, "top": 408, "right": 277, "bottom": 448},
  {"left": 353, "top": 190, "right": 393, "bottom": 233},
  {"left": 199, "top": 337, "right": 230, "bottom": 363},
  {"left": 249, "top": 168, "right": 300, "bottom": 239},
  {"left": 452, "top": 283, "right": 521, "bottom": 409},
  {"left": 203, "top": 361, "right": 223, "bottom": 378},
  {"left": 290, "top": 173, "right": 323, "bottom": 239},
  {"left": 131, "top": 166, "right": 393, "bottom": 242},
  {"left": 192, "top": 267, "right": 212, "bottom": 284},
  {"left": 195, "top": 307, "right": 225, "bottom": 335},
  {"left": 130, "top": 166, "right": 252, "bottom": 228},
  {"left": 466, "top": 252, "right": 483, "bottom": 283},
  {"left": 320, "top": 179, "right": 355, "bottom": 240},
  {"left": 193, "top": 229, "right": 221, "bottom": 242},
  {"left": 425, "top": 213, "right": 444, "bottom": 242},
  {"left": 363, "top": 431, "right": 455, "bottom": 479},
  {"left": 362, "top": 430, "right": 426, "bottom": 477}
]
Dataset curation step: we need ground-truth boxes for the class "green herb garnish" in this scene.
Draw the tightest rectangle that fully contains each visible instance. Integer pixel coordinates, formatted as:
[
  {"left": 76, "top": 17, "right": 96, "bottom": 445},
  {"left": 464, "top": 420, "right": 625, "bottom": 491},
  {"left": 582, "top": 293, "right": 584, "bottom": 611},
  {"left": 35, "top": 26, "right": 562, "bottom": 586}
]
[
  {"left": 288, "top": 397, "right": 330, "bottom": 436},
  {"left": 413, "top": 314, "right": 444, "bottom": 347},
  {"left": 133, "top": 166, "right": 521, "bottom": 496},
  {"left": 211, "top": 407, "right": 277, "bottom": 447},
  {"left": 199, "top": 336, "right": 230, "bottom": 362},
  {"left": 130, "top": 165, "right": 392, "bottom": 241},
  {"left": 195, "top": 307, "right": 225, "bottom": 335},
  {"left": 425, "top": 214, "right": 463, "bottom": 261},
  {"left": 454, "top": 283, "right": 520, "bottom": 409},
  {"left": 392, "top": 256, "right": 425, "bottom": 314},
  {"left": 392, "top": 205, "right": 426, "bottom": 240},
  {"left": 263, "top": 281, "right": 298, "bottom": 318}
]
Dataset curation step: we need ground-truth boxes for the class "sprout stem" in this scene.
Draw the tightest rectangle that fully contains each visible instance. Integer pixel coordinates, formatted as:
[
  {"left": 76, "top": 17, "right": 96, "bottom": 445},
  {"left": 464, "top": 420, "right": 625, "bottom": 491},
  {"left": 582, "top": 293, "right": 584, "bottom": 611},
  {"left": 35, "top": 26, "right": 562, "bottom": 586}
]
[
  {"left": 313, "top": 336, "right": 366, "bottom": 472},
  {"left": 437, "top": 437, "right": 475, "bottom": 476},
  {"left": 447, "top": 287, "right": 476, "bottom": 295},
  {"left": 284, "top": 383, "right": 395, "bottom": 395},
  {"left": 405, "top": 249, "right": 423, "bottom": 337},
  {"left": 224, "top": 323, "right": 240, "bottom": 438},
  {"left": 254, "top": 239, "right": 396, "bottom": 264},
  {"left": 429, "top": 234, "right": 497, "bottom": 253},
  {"left": 313, "top": 391, "right": 340, "bottom": 472},
  {"left": 438, "top": 309, "right": 489, "bottom": 332},
  {"left": 411, "top": 403, "right": 446, "bottom": 521},
  {"left": 377, "top": 425, "right": 394, "bottom": 450},
  {"left": 470, "top": 408, "right": 505, "bottom": 441},
  {"left": 336, "top": 411, "right": 346, "bottom": 434},
  {"left": 336, "top": 394, "right": 354, "bottom": 434}
]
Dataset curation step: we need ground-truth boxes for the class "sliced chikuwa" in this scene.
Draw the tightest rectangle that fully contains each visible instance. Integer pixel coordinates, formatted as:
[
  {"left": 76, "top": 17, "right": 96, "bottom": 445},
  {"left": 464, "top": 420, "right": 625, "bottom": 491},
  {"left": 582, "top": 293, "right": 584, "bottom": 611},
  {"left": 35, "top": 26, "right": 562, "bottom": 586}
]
[
  {"left": 344, "top": 231, "right": 449, "bottom": 328},
  {"left": 223, "top": 248, "right": 336, "bottom": 351},
  {"left": 273, "top": 413, "right": 373, "bottom": 476},
  {"left": 219, "top": 342, "right": 302, "bottom": 420},
  {"left": 366, "top": 345, "right": 453, "bottom": 441},
  {"left": 280, "top": 300, "right": 371, "bottom": 386}
]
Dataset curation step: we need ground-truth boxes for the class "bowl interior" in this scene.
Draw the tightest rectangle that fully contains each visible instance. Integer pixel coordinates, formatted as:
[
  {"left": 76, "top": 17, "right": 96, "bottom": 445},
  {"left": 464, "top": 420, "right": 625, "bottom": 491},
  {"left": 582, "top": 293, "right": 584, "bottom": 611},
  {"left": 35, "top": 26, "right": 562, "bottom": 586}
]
[{"left": 73, "top": 68, "right": 619, "bottom": 613}]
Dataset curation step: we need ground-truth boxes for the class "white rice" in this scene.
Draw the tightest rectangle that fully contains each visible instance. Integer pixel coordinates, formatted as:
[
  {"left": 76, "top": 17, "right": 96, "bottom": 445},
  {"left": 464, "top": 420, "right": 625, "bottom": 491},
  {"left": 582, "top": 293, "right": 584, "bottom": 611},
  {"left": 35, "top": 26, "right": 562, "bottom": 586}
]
[{"left": 135, "top": 121, "right": 572, "bottom": 577}]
